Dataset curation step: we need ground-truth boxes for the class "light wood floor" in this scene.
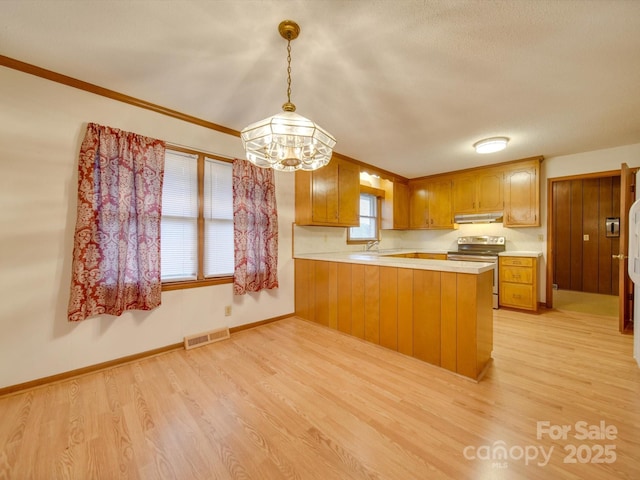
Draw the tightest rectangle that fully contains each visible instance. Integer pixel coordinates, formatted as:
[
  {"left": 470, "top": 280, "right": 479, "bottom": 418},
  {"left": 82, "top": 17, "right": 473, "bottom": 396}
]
[{"left": 1, "top": 309, "right": 639, "bottom": 479}]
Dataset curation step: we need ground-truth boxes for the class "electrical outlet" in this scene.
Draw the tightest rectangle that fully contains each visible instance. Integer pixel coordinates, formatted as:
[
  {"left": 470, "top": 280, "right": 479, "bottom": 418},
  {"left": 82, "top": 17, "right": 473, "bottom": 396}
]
[
  {"left": 583, "top": 234, "right": 589, "bottom": 241},
  {"left": 224, "top": 305, "right": 232, "bottom": 316},
  {"left": 538, "top": 234, "right": 544, "bottom": 241}
]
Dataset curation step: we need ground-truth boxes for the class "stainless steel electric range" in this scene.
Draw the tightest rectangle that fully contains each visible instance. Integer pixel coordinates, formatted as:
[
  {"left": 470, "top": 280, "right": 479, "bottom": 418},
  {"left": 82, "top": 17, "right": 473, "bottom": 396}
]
[{"left": 447, "top": 236, "right": 506, "bottom": 309}]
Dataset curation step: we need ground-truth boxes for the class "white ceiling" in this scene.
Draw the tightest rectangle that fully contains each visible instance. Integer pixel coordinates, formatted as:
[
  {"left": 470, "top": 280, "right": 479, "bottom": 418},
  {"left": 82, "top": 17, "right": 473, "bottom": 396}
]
[{"left": 1, "top": 0, "right": 639, "bottom": 178}]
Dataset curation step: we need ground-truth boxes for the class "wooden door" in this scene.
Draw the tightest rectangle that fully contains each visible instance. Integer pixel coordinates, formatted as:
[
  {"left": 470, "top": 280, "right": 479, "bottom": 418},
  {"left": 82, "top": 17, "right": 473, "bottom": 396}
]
[
  {"left": 393, "top": 182, "right": 410, "bottom": 229},
  {"left": 452, "top": 175, "right": 476, "bottom": 214},
  {"left": 553, "top": 177, "right": 620, "bottom": 294},
  {"left": 477, "top": 170, "right": 503, "bottom": 212},
  {"left": 618, "top": 163, "right": 634, "bottom": 333},
  {"left": 504, "top": 163, "right": 540, "bottom": 226},
  {"left": 311, "top": 161, "right": 339, "bottom": 223},
  {"left": 409, "top": 181, "right": 429, "bottom": 228},
  {"left": 428, "top": 179, "right": 454, "bottom": 228},
  {"left": 504, "top": 165, "right": 538, "bottom": 226},
  {"left": 337, "top": 159, "right": 360, "bottom": 225},
  {"left": 381, "top": 180, "right": 409, "bottom": 229}
]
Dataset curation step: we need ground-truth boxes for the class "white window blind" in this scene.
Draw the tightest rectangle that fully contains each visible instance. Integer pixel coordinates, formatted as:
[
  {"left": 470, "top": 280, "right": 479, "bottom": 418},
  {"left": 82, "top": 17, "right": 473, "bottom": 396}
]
[
  {"left": 161, "top": 150, "right": 198, "bottom": 281},
  {"left": 204, "top": 158, "right": 234, "bottom": 277}
]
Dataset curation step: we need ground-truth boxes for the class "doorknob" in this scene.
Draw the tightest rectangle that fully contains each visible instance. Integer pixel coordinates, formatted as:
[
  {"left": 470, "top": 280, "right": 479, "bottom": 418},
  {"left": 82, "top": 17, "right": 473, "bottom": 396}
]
[{"left": 612, "top": 254, "right": 628, "bottom": 259}]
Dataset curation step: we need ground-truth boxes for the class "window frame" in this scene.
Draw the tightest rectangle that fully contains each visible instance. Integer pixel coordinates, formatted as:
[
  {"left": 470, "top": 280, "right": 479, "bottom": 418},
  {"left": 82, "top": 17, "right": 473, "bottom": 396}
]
[
  {"left": 161, "top": 145, "right": 234, "bottom": 291},
  {"left": 347, "top": 192, "right": 381, "bottom": 244}
]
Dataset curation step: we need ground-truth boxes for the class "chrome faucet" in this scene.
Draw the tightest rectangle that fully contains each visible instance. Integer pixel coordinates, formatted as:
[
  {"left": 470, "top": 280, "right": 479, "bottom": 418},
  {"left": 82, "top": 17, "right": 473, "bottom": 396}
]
[{"left": 365, "top": 240, "right": 379, "bottom": 252}]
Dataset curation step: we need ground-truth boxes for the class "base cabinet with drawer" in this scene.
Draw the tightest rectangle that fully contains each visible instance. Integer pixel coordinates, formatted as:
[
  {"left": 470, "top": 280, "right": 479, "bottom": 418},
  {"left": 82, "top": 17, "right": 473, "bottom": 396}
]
[{"left": 499, "top": 256, "right": 538, "bottom": 311}]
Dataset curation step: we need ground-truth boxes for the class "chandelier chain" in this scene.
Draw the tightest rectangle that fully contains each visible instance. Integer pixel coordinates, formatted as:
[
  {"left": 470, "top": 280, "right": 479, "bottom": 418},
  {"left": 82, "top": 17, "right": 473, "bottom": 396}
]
[{"left": 286, "top": 38, "right": 292, "bottom": 104}]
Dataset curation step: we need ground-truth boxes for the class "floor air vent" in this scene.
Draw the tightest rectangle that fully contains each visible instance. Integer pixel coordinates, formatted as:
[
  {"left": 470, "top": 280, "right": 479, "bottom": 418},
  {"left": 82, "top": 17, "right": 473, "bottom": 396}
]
[{"left": 184, "top": 327, "right": 230, "bottom": 350}]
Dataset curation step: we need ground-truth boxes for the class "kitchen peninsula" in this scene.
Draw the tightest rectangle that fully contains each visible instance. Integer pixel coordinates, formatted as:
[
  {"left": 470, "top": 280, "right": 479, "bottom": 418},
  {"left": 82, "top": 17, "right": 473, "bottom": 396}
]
[{"left": 294, "top": 252, "right": 494, "bottom": 381}]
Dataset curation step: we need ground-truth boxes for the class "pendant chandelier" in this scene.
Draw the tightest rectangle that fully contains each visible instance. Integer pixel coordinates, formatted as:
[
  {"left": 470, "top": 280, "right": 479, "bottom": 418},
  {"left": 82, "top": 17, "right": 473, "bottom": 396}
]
[{"left": 240, "top": 20, "right": 336, "bottom": 172}]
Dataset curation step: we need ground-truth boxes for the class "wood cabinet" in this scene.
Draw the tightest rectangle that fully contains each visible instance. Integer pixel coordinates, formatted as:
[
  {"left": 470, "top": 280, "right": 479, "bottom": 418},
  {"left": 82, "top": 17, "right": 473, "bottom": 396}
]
[
  {"left": 452, "top": 175, "right": 476, "bottom": 214},
  {"left": 408, "top": 159, "right": 540, "bottom": 230},
  {"left": 429, "top": 178, "right": 455, "bottom": 228},
  {"left": 381, "top": 180, "right": 409, "bottom": 229},
  {"left": 453, "top": 169, "right": 503, "bottom": 214},
  {"left": 294, "top": 156, "right": 541, "bottom": 229},
  {"left": 409, "top": 180, "right": 429, "bottom": 228},
  {"left": 409, "top": 178, "right": 454, "bottom": 229},
  {"left": 415, "top": 253, "right": 447, "bottom": 260},
  {"left": 295, "top": 157, "right": 360, "bottom": 226},
  {"left": 503, "top": 161, "right": 540, "bottom": 227},
  {"left": 499, "top": 256, "right": 538, "bottom": 311},
  {"left": 295, "top": 258, "right": 493, "bottom": 380}
]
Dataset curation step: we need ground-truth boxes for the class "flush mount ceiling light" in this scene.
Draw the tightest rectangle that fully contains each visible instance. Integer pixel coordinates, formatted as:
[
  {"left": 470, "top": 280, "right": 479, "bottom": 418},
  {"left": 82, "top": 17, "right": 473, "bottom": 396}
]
[
  {"left": 240, "top": 20, "right": 336, "bottom": 172},
  {"left": 473, "top": 137, "right": 510, "bottom": 154}
]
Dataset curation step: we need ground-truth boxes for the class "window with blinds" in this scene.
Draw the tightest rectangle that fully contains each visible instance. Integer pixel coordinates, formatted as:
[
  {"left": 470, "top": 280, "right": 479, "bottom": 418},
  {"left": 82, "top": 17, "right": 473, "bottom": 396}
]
[
  {"left": 161, "top": 150, "right": 198, "bottom": 281},
  {"left": 203, "top": 158, "right": 234, "bottom": 277},
  {"left": 348, "top": 193, "right": 379, "bottom": 241},
  {"left": 161, "top": 148, "right": 234, "bottom": 286}
]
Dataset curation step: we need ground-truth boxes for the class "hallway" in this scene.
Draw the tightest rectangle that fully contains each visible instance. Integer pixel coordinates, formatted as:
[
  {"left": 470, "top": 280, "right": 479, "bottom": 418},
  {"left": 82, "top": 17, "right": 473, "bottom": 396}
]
[{"left": 553, "top": 289, "right": 618, "bottom": 317}]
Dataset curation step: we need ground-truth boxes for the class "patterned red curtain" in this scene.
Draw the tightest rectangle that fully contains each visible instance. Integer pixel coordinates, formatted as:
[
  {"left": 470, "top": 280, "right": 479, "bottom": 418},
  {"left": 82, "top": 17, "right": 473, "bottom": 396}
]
[
  {"left": 68, "top": 123, "right": 166, "bottom": 321},
  {"left": 232, "top": 159, "right": 279, "bottom": 295}
]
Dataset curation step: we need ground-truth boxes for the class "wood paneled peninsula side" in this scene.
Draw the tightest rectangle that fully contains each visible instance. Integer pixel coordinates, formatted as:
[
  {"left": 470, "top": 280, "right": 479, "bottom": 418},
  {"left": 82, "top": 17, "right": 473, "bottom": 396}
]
[{"left": 294, "top": 252, "right": 494, "bottom": 381}]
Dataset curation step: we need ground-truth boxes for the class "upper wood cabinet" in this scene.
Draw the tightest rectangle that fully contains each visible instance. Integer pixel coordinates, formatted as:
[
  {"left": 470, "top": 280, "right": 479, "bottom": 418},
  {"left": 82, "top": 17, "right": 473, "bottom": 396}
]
[
  {"left": 381, "top": 180, "right": 409, "bottom": 230},
  {"left": 294, "top": 155, "right": 541, "bottom": 229},
  {"left": 503, "top": 160, "right": 540, "bottom": 227},
  {"left": 429, "top": 178, "right": 455, "bottom": 228},
  {"left": 452, "top": 175, "right": 476, "bottom": 214},
  {"left": 409, "top": 178, "right": 454, "bottom": 229},
  {"left": 409, "top": 180, "right": 429, "bottom": 228},
  {"left": 295, "top": 157, "right": 360, "bottom": 226},
  {"left": 453, "top": 169, "right": 504, "bottom": 214}
]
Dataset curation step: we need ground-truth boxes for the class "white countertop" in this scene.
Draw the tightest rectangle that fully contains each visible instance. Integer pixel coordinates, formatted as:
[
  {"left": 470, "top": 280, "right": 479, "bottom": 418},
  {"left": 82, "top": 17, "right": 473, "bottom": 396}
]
[
  {"left": 294, "top": 251, "right": 495, "bottom": 274},
  {"left": 498, "top": 251, "right": 543, "bottom": 258}
]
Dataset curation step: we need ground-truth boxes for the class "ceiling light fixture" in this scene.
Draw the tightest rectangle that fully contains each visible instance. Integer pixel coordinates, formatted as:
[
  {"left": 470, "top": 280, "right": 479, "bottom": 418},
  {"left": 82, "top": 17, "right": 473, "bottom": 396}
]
[
  {"left": 240, "top": 20, "right": 336, "bottom": 172},
  {"left": 473, "top": 137, "right": 509, "bottom": 154}
]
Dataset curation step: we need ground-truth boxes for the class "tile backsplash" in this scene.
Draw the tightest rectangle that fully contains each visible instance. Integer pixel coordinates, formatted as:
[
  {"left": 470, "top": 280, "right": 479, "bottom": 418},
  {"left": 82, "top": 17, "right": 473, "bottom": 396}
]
[{"left": 293, "top": 223, "right": 545, "bottom": 255}]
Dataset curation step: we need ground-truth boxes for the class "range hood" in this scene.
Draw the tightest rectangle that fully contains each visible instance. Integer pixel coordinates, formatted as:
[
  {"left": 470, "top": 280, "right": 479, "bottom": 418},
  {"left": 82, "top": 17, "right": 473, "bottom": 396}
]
[{"left": 454, "top": 212, "right": 503, "bottom": 224}]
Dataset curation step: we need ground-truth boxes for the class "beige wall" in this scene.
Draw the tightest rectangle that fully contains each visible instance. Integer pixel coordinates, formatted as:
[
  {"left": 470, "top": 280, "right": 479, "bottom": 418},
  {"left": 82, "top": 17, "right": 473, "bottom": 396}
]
[
  {"left": 2, "top": 62, "right": 638, "bottom": 389},
  {"left": 0, "top": 67, "right": 295, "bottom": 389}
]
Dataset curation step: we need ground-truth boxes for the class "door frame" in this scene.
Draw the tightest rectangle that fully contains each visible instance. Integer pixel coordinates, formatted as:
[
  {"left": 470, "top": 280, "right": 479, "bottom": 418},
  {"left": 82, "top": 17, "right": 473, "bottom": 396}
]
[
  {"left": 545, "top": 169, "right": 622, "bottom": 308},
  {"left": 619, "top": 163, "right": 636, "bottom": 333}
]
